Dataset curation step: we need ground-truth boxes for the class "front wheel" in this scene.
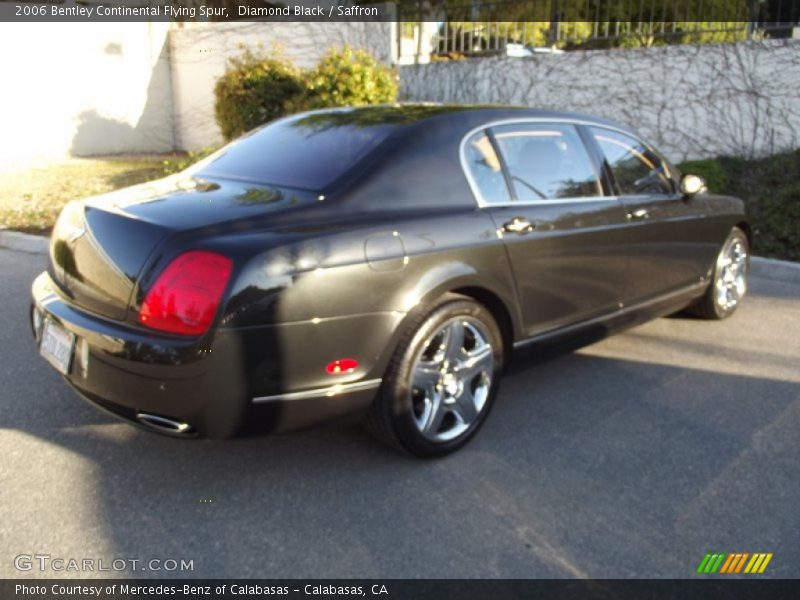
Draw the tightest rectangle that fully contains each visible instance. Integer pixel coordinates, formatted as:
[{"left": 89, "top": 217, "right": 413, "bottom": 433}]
[
  {"left": 688, "top": 226, "right": 750, "bottom": 319},
  {"left": 365, "top": 295, "right": 504, "bottom": 457}
]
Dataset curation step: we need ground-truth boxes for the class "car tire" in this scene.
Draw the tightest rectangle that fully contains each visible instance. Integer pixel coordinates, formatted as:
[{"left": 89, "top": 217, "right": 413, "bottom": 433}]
[
  {"left": 365, "top": 294, "right": 504, "bottom": 458},
  {"left": 687, "top": 226, "right": 750, "bottom": 320}
]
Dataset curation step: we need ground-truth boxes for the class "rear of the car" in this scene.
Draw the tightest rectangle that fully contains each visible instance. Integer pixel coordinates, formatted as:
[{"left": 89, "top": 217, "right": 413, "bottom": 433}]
[
  {"left": 31, "top": 199, "right": 241, "bottom": 437},
  {"left": 30, "top": 108, "right": 415, "bottom": 438}
]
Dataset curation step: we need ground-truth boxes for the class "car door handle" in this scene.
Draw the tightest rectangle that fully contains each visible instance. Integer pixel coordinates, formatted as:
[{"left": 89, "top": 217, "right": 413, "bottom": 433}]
[
  {"left": 502, "top": 217, "right": 535, "bottom": 234},
  {"left": 627, "top": 208, "right": 650, "bottom": 221}
]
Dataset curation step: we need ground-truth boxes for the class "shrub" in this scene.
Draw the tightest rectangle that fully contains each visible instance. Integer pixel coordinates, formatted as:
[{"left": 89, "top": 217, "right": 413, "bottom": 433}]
[
  {"left": 213, "top": 48, "right": 305, "bottom": 141},
  {"left": 754, "top": 182, "right": 800, "bottom": 261},
  {"left": 679, "top": 150, "right": 800, "bottom": 262},
  {"left": 213, "top": 46, "right": 397, "bottom": 141},
  {"left": 302, "top": 46, "right": 398, "bottom": 110},
  {"left": 721, "top": 150, "right": 800, "bottom": 262}
]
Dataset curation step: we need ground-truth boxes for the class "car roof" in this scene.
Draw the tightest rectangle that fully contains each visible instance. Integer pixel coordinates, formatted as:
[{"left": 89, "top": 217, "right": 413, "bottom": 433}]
[
  {"left": 322, "top": 104, "right": 644, "bottom": 211},
  {"left": 304, "top": 104, "right": 637, "bottom": 136}
]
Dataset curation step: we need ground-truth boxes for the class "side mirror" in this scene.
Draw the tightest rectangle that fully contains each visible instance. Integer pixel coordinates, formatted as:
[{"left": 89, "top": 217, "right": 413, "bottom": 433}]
[{"left": 680, "top": 173, "right": 706, "bottom": 197}]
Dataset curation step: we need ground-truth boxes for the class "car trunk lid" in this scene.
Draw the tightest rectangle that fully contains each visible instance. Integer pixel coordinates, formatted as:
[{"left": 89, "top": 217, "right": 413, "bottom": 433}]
[
  {"left": 48, "top": 176, "right": 315, "bottom": 321},
  {"left": 48, "top": 201, "right": 171, "bottom": 320}
]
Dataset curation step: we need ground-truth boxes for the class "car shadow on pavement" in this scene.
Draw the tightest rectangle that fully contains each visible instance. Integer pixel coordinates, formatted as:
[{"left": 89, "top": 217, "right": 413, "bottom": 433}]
[{"left": 7, "top": 338, "right": 800, "bottom": 579}]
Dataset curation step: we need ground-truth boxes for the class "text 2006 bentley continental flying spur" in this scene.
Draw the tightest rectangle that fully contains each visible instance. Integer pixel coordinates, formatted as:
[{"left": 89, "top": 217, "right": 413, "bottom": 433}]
[{"left": 31, "top": 106, "right": 750, "bottom": 456}]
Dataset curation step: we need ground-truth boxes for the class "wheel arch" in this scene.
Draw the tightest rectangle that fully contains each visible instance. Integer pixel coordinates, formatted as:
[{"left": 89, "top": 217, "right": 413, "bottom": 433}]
[
  {"left": 735, "top": 220, "right": 752, "bottom": 246},
  {"left": 365, "top": 268, "right": 522, "bottom": 381},
  {"left": 451, "top": 285, "right": 515, "bottom": 364}
]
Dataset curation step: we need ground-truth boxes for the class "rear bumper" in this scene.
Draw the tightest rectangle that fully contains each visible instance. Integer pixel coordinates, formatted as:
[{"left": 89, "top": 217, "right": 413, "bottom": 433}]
[{"left": 31, "top": 271, "right": 389, "bottom": 438}]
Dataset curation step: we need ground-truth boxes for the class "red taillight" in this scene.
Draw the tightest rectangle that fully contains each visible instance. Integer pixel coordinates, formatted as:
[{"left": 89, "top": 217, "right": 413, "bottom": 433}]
[
  {"left": 326, "top": 358, "right": 359, "bottom": 375},
  {"left": 138, "top": 251, "right": 232, "bottom": 336}
]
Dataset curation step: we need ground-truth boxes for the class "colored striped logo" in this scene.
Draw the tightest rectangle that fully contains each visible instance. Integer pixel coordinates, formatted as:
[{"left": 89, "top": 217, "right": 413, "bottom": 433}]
[{"left": 696, "top": 552, "right": 773, "bottom": 574}]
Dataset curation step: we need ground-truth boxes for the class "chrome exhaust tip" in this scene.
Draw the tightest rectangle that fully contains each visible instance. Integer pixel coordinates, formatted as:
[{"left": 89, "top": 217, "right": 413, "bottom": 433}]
[
  {"left": 31, "top": 306, "right": 44, "bottom": 342},
  {"left": 136, "top": 412, "right": 196, "bottom": 437}
]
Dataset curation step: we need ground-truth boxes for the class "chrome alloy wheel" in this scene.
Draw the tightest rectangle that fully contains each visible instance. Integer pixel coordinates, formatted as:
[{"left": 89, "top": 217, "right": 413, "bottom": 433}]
[
  {"left": 409, "top": 317, "right": 494, "bottom": 442},
  {"left": 714, "top": 234, "right": 749, "bottom": 312}
]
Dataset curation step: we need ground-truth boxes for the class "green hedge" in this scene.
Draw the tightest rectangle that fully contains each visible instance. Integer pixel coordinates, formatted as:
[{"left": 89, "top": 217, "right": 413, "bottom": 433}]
[
  {"left": 214, "top": 49, "right": 305, "bottom": 141},
  {"left": 304, "top": 46, "right": 398, "bottom": 110},
  {"left": 679, "top": 150, "right": 800, "bottom": 262},
  {"left": 214, "top": 46, "right": 397, "bottom": 141},
  {"left": 677, "top": 159, "right": 729, "bottom": 193}
]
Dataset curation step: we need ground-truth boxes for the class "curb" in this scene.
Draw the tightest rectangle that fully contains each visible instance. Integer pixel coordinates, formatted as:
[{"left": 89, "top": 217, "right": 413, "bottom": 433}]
[
  {"left": 0, "top": 229, "right": 49, "bottom": 255},
  {"left": 2, "top": 229, "right": 799, "bottom": 284},
  {"left": 750, "top": 256, "right": 800, "bottom": 285}
]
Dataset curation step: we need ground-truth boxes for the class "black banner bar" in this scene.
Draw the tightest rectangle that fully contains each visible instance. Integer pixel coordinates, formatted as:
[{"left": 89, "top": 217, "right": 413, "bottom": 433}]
[{"left": 2, "top": 579, "right": 800, "bottom": 600}]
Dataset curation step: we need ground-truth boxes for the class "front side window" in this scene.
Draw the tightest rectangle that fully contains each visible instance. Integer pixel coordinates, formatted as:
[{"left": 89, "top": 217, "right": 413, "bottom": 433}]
[
  {"left": 491, "top": 123, "right": 601, "bottom": 201},
  {"left": 463, "top": 131, "right": 511, "bottom": 205},
  {"left": 590, "top": 127, "right": 673, "bottom": 195}
]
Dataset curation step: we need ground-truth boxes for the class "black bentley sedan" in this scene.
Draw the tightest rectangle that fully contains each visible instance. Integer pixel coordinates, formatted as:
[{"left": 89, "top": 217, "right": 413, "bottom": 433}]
[{"left": 31, "top": 105, "right": 749, "bottom": 457}]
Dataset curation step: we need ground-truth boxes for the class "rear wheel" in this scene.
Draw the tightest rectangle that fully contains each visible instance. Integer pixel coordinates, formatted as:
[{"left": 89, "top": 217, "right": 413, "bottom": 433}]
[
  {"left": 365, "top": 295, "right": 503, "bottom": 457},
  {"left": 688, "top": 227, "right": 749, "bottom": 319}
]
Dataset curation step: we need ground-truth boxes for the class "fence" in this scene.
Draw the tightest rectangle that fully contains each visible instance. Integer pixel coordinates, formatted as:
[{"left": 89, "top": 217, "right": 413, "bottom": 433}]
[{"left": 395, "top": 0, "right": 800, "bottom": 62}]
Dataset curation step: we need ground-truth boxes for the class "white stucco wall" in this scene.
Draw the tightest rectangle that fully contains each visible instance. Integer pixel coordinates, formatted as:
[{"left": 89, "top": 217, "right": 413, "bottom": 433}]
[
  {"left": 400, "top": 40, "right": 800, "bottom": 161},
  {"left": 170, "top": 20, "right": 393, "bottom": 150},
  {"left": 0, "top": 22, "right": 174, "bottom": 162},
  {"left": 0, "top": 19, "right": 391, "bottom": 161}
]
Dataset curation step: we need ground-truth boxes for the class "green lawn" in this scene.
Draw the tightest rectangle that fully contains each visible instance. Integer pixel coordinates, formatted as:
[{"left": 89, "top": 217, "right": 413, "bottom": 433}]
[{"left": 0, "top": 156, "right": 174, "bottom": 234}]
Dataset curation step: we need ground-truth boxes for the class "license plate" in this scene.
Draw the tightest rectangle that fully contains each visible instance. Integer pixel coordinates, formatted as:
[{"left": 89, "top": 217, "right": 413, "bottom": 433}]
[{"left": 40, "top": 319, "right": 76, "bottom": 376}]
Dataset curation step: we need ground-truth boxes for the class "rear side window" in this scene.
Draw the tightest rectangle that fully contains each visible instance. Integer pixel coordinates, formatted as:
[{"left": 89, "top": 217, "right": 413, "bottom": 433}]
[
  {"left": 463, "top": 131, "right": 511, "bottom": 205},
  {"left": 590, "top": 127, "right": 673, "bottom": 195},
  {"left": 195, "top": 113, "right": 396, "bottom": 190},
  {"left": 491, "top": 123, "right": 601, "bottom": 201}
]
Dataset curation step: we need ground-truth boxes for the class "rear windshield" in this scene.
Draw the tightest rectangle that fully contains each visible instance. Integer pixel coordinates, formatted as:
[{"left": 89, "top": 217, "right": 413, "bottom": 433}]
[{"left": 195, "top": 112, "right": 397, "bottom": 190}]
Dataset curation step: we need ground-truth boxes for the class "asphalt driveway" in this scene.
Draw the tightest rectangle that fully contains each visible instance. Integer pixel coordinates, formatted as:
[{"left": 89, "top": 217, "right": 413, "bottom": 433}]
[{"left": 1, "top": 247, "right": 798, "bottom": 579}]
